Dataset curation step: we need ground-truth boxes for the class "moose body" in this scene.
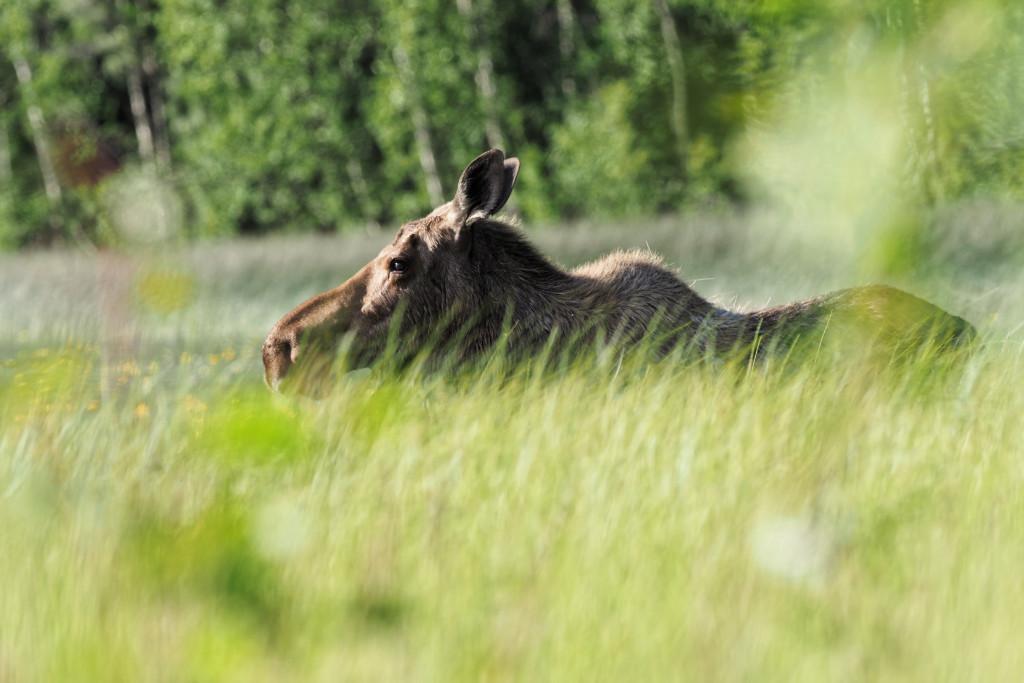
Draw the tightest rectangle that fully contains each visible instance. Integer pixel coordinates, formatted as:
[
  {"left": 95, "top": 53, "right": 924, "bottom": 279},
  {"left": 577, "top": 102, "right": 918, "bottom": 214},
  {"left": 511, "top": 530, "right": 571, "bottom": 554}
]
[{"left": 263, "top": 149, "right": 974, "bottom": 392}]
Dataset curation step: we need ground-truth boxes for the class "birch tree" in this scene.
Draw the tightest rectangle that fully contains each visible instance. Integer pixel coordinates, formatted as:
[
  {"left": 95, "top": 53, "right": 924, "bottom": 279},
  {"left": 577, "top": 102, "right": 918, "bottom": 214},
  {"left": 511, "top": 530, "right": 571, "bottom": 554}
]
[
  {"left": 654, "top": 0, "right": 688, "bottom": 180},
  {"left": 456, "top": 0, "right": 506, "bottom": 150}
]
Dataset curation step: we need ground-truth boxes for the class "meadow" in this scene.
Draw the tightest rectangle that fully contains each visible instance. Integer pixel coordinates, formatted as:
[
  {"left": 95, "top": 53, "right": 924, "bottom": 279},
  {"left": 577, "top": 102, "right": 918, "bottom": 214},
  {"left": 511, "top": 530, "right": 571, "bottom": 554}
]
[{"left": 2, "top": 209, "right": 1024, "bottom": 681}]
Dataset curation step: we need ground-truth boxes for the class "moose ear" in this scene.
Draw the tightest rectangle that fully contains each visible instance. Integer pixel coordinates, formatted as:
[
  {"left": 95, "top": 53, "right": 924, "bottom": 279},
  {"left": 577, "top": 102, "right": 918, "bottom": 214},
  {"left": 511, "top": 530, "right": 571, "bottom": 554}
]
[{"left": 452, "top": 149, "right": 520, "bottom": 225}]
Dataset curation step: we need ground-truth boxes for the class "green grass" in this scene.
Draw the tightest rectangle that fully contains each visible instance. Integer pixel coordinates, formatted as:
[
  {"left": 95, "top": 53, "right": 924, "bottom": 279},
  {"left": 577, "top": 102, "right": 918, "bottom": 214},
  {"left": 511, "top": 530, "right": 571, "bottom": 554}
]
[{"left": 2, "top": 212, "right": 1023, "bottom": 681}]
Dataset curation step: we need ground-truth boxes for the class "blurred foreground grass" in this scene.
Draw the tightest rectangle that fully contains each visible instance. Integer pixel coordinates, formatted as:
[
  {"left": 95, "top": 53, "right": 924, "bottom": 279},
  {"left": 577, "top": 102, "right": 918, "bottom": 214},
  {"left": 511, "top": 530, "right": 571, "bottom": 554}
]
[{"left": 2, "top": 210, "right": 1024, "bottom": 681}]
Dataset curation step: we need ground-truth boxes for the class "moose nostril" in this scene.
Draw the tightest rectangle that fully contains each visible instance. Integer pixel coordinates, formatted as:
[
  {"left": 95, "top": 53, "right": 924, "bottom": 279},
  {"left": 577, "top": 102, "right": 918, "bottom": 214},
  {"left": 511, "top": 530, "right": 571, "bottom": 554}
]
[{"left": 263, "top": 335, "right": 296, "bottom": 391}]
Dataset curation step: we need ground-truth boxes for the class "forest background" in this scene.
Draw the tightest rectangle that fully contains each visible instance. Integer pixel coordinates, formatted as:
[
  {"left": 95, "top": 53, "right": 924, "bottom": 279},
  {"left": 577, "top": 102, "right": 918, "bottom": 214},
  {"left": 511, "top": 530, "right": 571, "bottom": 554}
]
[{"left": 2, "top": 0, "right": 1023, "bottom": 256}]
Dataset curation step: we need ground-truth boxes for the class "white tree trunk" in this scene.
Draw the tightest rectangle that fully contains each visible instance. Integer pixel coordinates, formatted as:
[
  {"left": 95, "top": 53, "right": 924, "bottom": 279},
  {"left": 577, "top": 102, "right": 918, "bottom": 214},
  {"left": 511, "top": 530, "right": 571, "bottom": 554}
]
[
  {"left": 654, "top": 0, "right": 689, "bottom": 177},
  {"left": 127, "top": 64, "right": 156, "bottom": 165},
  {"left": 12, "top": 55, "right": 63, "bottom": 204},
  {"left": 142, "top": 45, "right": 172, "bottom": 171},
  {"left": 556, "top": 0, "right": 578, "bottom": 97},
  {"left": 456, "top": 0, "right": 506, "bottom": 149},
  {"left": 393, "top": 42, "right": 445, "bottom": 205}
]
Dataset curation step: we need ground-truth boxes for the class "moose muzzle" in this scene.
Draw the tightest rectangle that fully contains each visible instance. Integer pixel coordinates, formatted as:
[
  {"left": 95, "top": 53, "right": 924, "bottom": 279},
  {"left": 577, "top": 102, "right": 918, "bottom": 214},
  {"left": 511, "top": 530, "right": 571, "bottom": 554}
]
[{"left": 262, "top": 264, "right": 371, "bottom": 392}]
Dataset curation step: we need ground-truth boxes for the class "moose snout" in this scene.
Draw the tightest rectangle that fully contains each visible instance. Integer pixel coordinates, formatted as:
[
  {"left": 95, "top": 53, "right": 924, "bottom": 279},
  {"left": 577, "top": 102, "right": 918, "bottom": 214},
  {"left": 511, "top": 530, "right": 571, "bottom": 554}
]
[
  {"left": 262, "top": 264, "right": 371, "bottom": 393},
  {"left": 262, "top": 333, "right": 297, "bottom": 391}
]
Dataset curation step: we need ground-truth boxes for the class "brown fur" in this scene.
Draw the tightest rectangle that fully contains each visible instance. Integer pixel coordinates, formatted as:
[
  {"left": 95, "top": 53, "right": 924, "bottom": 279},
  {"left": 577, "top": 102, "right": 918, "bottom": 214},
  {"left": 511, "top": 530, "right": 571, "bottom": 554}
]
[{"left": 263, "top": 150, "right": 975, "bottom": 392}]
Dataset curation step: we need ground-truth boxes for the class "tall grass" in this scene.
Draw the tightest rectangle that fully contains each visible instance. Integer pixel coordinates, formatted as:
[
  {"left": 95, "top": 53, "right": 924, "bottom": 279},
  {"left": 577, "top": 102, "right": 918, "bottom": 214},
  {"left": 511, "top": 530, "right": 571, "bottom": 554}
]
[{"left": 1, "top": 214, "right": 1022, "bottom": 681}]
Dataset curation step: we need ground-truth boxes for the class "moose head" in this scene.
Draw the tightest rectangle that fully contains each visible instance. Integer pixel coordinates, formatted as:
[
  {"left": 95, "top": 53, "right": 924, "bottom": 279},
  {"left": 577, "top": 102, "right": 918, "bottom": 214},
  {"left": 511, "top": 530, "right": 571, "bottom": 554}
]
[{"left": 262, "top": 149, "right": 521, "bottom": 393}]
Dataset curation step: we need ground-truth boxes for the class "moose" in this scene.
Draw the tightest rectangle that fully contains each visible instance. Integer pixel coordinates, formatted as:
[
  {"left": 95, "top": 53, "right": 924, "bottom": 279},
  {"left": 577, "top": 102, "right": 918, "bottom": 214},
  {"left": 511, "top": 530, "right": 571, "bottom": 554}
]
[{"left": 263, "top": 149, "right": 975, "bottom": 392}]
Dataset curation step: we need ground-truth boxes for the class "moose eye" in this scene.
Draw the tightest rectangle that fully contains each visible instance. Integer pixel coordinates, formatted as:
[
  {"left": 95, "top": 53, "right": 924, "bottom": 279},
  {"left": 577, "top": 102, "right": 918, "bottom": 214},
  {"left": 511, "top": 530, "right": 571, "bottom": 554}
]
[{"left": 389, "top": 258, "right": 409, "bottom": 274}]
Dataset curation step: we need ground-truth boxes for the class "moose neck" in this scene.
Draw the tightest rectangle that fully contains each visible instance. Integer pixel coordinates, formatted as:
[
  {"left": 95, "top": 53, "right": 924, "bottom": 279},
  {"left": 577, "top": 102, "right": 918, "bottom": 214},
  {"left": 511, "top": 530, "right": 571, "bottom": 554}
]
[{"left": 469, "top": 221, "right": 582, "bottom": 339}]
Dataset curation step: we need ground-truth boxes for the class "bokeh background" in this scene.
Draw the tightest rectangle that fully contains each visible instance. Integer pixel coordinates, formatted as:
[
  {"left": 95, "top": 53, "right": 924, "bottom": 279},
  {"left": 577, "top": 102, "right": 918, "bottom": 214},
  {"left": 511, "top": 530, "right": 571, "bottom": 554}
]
[
  {"left": 6, "top": 4, "right": 1024, "bottom": 681},
  {"left": 2, "top": 0, "right": 1023, "bottom": 269}
]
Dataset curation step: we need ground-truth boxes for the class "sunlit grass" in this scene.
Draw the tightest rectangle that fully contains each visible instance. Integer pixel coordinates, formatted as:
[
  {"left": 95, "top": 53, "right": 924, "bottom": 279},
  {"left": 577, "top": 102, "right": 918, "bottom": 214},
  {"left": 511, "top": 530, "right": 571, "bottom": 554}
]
[
  {"left": 1, "top": 327, "right": 1021, "bottom": 680},
  {"left": 1, "top": 219, "right": 1022, "bottom": 681}
]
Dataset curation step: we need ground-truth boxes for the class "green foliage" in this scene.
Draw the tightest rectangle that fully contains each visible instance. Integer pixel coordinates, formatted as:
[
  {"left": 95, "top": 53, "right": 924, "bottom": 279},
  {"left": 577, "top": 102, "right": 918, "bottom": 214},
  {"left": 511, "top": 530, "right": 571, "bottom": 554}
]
[
  {"left": 551, "top": 82, "right": 654, "bottom": 216},
  {"left": 1, "top": 0, "right": 1023, "bottom": 247},
  {"left": 191, "top": 391, "right": 319, "bottom": 467}
]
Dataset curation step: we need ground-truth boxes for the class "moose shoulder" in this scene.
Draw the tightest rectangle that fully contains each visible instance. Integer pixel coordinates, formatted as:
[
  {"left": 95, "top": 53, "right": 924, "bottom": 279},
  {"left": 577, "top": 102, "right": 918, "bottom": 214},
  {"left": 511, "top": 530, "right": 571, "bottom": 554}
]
[{"left": 263, "top": 149, "right": 975, "bottom": 392}]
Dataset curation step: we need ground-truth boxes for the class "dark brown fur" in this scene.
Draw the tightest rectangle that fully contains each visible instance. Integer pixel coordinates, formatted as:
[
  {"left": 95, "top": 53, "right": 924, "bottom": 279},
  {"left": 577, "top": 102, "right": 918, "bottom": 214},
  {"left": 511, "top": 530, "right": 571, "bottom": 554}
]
[{"left": 263, "top": 150, "right": 975, "bottom": 392}]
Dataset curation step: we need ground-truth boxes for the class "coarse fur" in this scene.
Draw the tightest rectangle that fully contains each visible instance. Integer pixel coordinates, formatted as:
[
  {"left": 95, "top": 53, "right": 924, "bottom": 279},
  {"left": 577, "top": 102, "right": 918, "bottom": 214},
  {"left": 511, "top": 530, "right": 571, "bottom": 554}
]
[{"left": 263, "top": 150, "right": 975, "bottom": 393}]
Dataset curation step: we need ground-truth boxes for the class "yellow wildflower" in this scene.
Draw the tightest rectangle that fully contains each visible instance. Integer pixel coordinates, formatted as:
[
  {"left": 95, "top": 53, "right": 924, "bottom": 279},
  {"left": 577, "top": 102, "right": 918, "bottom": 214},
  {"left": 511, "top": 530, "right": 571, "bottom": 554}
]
[{"left": 183, "top": 394, "right": 207, "bottom": 414}]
